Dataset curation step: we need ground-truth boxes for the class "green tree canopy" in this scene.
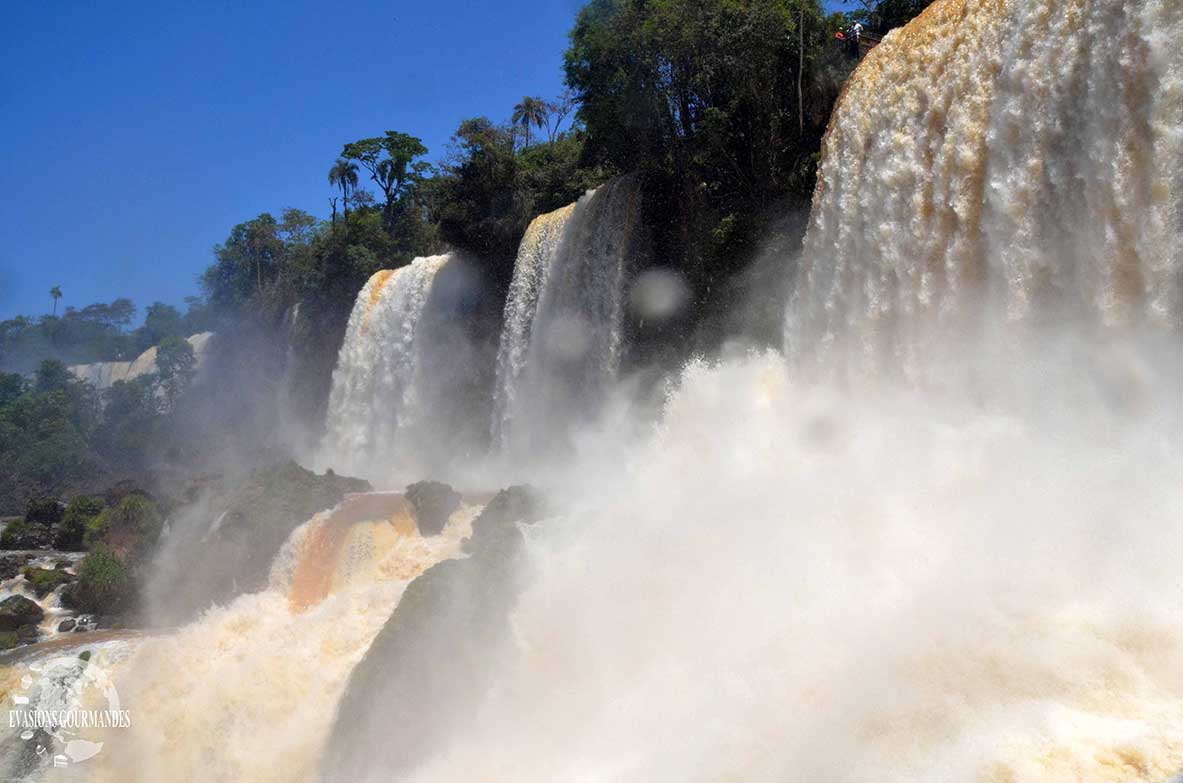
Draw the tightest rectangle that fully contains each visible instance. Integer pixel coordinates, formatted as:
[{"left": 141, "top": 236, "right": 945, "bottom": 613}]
[
  {"left": 512, "top": 97, "right": 548, "bottom": 148},
  {"left": 342, "top": 131, "right": 430, "bottom": 222}
]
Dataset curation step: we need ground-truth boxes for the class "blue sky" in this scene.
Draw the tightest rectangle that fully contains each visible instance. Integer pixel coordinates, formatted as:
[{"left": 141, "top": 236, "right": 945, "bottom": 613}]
[{"left": 0, "top": 0, "right": 848, "bottom": 322}]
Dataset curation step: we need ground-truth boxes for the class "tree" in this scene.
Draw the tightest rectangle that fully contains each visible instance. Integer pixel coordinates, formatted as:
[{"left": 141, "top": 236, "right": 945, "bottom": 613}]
[
  {"left": 155, "top": 335, "right": 196, "bottom": 412},
  {"left": 203, "top": 214, "right": 286, "bottom": 310},
  {"left": 546, "top": 89, "right": 578, "bottom": 142},
  {"left": 328, "top": 158, "right": 359, "bottom": 222},
  {"left": 140, "top": 302, "right": 185, "bottom": 349},
  {"left": 49, "top": 286, "right": 62, "bottom": 317},
  {"left": 342, "top": 132, "right": 429, "bottom": 228},
  {"left": 512, "top": 97, "right": 548, "bottom": 148}
]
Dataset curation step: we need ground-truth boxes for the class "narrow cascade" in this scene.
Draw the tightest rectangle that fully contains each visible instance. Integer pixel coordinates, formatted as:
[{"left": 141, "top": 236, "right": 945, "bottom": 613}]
[
  {"left": 318, "top": 255, "right": 463, "bottom": 481},
  {"left": 493, "top": 174, "right": 645, "bottom": 456},
  {"left": 786, "top": 0, "right": 1182, "bottom": 376},
  {"left": 29, "top": 495, "right": 482, "bottom": 783},
  {"left": 491, "top": 203, "right": 577, "bottom": 449}
]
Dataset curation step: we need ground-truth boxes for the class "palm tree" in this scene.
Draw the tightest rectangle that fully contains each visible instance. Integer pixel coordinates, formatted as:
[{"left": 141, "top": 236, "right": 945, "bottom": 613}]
[
  {"left": 49, "top": 286, "right": 62, "bottom": 317},
  {"left": 512, "top": 96, "right": 548, "bottom": 149},
  {"left": 328, "top": 159, "right": 359, "bottom": 222}
]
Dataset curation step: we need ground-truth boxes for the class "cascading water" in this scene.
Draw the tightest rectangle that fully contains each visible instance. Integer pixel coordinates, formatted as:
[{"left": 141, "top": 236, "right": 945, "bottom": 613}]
[
  {"left": 318, "top": 255, "right": 457, "bottom": 482},
  {"left": 492, "top": 175, "right": 645, "bottom": 456},
  {"left": 335, "top": 3, "right": 1183, "bottom": 781},
  {"left": 14, "top": 2, "right": 1183, "bottom": 781},
  {"left": 0, "top": 495, "right": 481, "bottom": 783},
  {"left": 491, "top": 202, "right": 576, "bottom": 449},
  {"left": 786, "top": 0, "right": 1182, "bottom": 376}
]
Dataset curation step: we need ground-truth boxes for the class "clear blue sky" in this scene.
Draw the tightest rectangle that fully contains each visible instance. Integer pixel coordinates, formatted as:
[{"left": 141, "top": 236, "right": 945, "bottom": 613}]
[{"left": 0, "top": 0, "right": 848, "bottom": 322}]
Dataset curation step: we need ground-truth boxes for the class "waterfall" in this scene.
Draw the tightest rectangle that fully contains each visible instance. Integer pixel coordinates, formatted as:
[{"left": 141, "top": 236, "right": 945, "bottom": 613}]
[
  {"left": 19, "top": 3, "right": 1183, "bottom": 782},
  {"left": 491, "top": 202, "right": 577, "bottom": 449},
  {"left": 321, "top": 254, "right": 482, "bottom": 482},
  {"left": 786, "top": 0, "right": 1182, "bottom": 376},
  {"left": 68, "top": 332, "right": 215, "bottom": 391},
  {"left": 492, "top": 175, "right": 644, "bottom": 455},
  {"left": 0, "top": 495, "right": 482, "bottom": 783}
]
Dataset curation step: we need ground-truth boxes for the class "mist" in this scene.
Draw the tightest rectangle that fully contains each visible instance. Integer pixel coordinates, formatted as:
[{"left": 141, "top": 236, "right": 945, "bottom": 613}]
[{"left": 2, "top": 0, "right": 1180, "bottom": 780}]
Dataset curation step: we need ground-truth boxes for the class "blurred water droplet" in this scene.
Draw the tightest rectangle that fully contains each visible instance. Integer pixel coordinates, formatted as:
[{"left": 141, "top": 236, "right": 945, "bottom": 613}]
[{"left": 629, "top": 268, "right": 689, "bottom": 323}]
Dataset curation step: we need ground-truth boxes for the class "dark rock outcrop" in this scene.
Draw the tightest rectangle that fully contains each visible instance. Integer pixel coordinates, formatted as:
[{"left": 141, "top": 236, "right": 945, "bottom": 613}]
[
  {"left": 320, "top": 486, "right": 544, "bottom": 782},
  {"left": 405, "top": 480, "right": 461, "bottom": 536},
  {"left": 0, "top": 554, "right": 33, "bottom": 581},
  {"left": 0, "top": 595, "right": 44, "bottom": 631},
  {"left": 25, "top": 498, "right": 64, "bottom": 526},
  {"left": 0, "top": 520, "right": 55, "bottom": 550},
  {"left": 22, "top": 566, "right": 73, "bottom": 598},
  {"left": 145, "top": 462, "right": 370, "bottom": 625}
]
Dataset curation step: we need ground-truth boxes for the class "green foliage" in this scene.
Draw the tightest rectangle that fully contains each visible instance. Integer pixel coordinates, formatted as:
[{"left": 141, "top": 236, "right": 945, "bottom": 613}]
[
  {"left": 66, "top": 548, "right": 132, "bottom": 615},
  {"left": 155, "top": 336, "right": 196, "bottom": 412},
  {"left": 329, "top": 158, "right": 360, "bottom": 219},
  {"left": 83, "top": 494, "right": 162, "bottom": 559},
  {"left": 432, "top": 117, "right": 611, "bottom": 276},
  {"left": 22, "top": 566, "right": 72, "bottom": 597},
  {"left": 56, "top": 495, "right": 105, "bottom": 551},
  {"left": 139, "top": 302, "right": 187, "bottom": 350},
  {"left": 0, "top": 295, "right": 208, "bottom": 376},
  {"left": 93, "top": 376, "right": 160, "bottom": 469},
  {"left": 0, "top": 520, "right": 40, "bottom": 549},
  {"left": 342, "top": 131, "right": 430, "bottom": 215},
  {"left": 565, "top": 0, "right": 845, "bottom": 294},
  {"left": 0, "top": 361, "right": 100, "bottom": 504},
  {"left": 203, "top": 213, "right": 288, "bottom": 311},
  {"left": 512, "top": 97, "right": 548, "bottom": 148},
  {"left": 0, "top": 374, "right": 24, "bottom": 408}
]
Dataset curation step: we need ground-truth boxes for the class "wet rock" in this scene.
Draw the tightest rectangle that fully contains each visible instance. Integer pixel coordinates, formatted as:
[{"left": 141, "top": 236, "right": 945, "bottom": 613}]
[
  {"left": 321, "top": 486, "right": 544, "bottom": 781},
  {"left": 0, "top": 554, "right": 33, "bottom": 581},
  {"left": 0, "top": 595, "right": 44, "bottom": 631},
  {"left": 0, "top": 519, "right": 55, "bottom": 550},
  {"left": 462, "top": 484, "right": 544, "bottom": 555},
  {"left": 146, "top": 461, "right": 370, "bottom": 625},
  {"left": 22, "top": 566, "right": 73, "bottom": 598},
  {"left": 405, "top": 481, "right": 461, "bottom": 536},
  {"left": 58, "top": 619, "right": 76, "bottom": 632}
]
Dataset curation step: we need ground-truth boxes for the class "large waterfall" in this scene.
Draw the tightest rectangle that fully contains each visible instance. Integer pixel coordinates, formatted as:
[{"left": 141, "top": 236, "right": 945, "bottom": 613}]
[
  {"left": 318, "top": 254, "right": 488, "bottom": 482},
  {"left": 12, "top": 2, "right": 1183, "bottom": 782},
  {"left": 786, "top": 0, "right": 1182, "bottom": 375},
  {"left": 492, "top": 175, "right": 644, "bottom": 456}
]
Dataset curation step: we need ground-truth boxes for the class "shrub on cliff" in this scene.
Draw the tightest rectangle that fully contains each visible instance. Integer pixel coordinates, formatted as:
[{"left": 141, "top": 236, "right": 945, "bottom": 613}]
[
  {"left": 63, "top": 548, "right": 132, "bottom": 615},
  {"left": 54, "top": 495, "right": 106, "bottom": 551},
  {"left": 83, "top": 494, "right": 162, "bottom": 560}
]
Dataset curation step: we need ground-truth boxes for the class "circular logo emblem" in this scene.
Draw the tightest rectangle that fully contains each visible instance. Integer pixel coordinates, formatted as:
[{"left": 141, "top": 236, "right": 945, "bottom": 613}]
[{"left": 9, "top": 652, "right": 131, "bottom": 769}]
